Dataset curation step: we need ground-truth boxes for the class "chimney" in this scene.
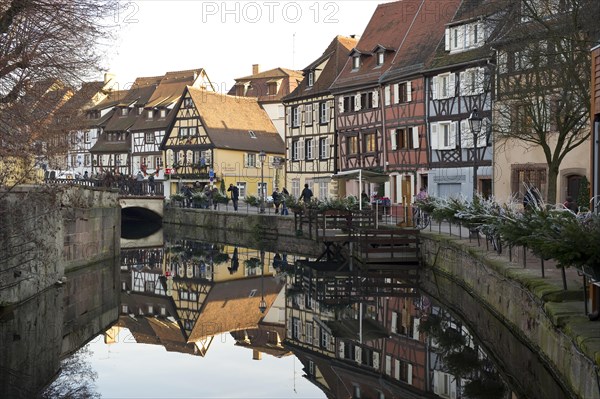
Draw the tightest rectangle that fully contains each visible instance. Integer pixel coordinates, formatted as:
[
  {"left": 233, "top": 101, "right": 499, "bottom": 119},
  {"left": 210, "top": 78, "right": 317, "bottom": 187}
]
[
  {"left": 252, "top": 64, "right": 260, "bottom": 75},
  {"left": 252, "top": 349, "right": 262, "bottom": 360},
  {"left": 103, "top": 73, "right": 116, "bottom": 91}
]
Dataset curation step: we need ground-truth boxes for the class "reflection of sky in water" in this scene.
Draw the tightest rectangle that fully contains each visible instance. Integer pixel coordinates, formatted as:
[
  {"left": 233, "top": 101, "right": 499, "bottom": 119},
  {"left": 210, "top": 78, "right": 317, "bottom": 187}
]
[{"left": 86, "top": 328, "right": 325, "bottom": 399}]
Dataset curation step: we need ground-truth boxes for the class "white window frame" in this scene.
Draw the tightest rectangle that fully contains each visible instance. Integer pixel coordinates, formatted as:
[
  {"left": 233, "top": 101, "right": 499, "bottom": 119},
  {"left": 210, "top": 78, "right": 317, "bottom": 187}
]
[
  {"left": 292, "top": 106, "right": 300, "bottom": 127},
  {"left": 305, "top": 103, "right": 313, "bottom": 125},
  {"left": 377, "top": 51, "right": 384, "bottom": 66},
  {"left": 145, "top": 132, "right": 155, "bottom": 144},
  {"left": 319, "top": 137, "right": 328, "bottom": 159},
  {"left": 352, "top": 55, "right": 360, "bottom": 70},
  {"left": 305, "top": 139, "right": 313, "bottom": 160},
  {"left": 292, "top": 140, "right": 300, "bottom": 161},
  {"left": 307, "top": 71, "right": 314, "bottom": 87},
  {"left": 319, "top": 102, "right": 328, "bottom": 124},
  {"left": 319, "top": 181, "right": 328, "bottom": 200}
]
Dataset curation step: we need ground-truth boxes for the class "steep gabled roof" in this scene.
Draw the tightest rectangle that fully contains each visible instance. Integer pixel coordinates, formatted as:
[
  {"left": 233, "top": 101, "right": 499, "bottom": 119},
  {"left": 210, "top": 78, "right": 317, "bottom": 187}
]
[
  {"left": 104, "top": 76, "right": 161, "bottom": 132},
  {"left": 330, "top": 0, "right": 425, "bottom": 92},
  {"left": 145, "top": 69, "right": 205, "bottom": 108},
  {"left": 187, "top": 87, "right": 284, "bottom": 154},
  {"left": 381, "top": 0, "right": 462, "bottom": 82},
  {"left": 283, "top": 35, "right": 358, "bottom": 102},
  {"left": 187, "top": 277, "right": 284, "bottom": 342},
  {"left": 425, "top": 0, "right": 510, "bottom": 71},
  {"left": 228, "top": 67, "right": 304, "bottom": 102}
]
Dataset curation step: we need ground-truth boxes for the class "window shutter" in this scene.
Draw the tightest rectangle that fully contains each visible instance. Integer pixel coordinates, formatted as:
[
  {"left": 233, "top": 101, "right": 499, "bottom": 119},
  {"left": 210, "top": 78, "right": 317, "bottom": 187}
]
[
  {"left": 299, "top": 140, "right": 305, "bottom": 160},
  {"left": 431, "top": 77, "right": 438, "bottom": 100},
  {"left": 465, "top": 24, "right": 472, "bottom": 47},
  {"left": 450, "top": 122, "right": 457, "bottom": 148},
  {"left": 391, "top": 129, "right": 397, "bottom": 150},
  {"left": 355, "top": 93, "right": 362, "bottom": 111},
  {"left": 479, "top": 118, "right": 489, "bottom": 147},
  {"left": 498, "top": 52, "right": 508, "bottom": 74},
  {"left": 406, "top": 81, "right": 412, "bottom": 102},
  {"left": 448, "top": 73, "right": 456, "bottom": 98},
  {"left": 477, "top": 21, "right": 485, "bottom": 43},
  {"left": 373, "top": 351, "right": 380, "bottom": 370},
  {"left": 384, "top": 86, "right": 391, "bottom": 106},
  {"left": 411, "top": 127, "right": 419, "bottom": 149},
  {"left": 286, "top": 107, "right": 291, "bottom": 127},
  {"left": 430, "top": 123, "right": 439, "bottom": 150},
  {"left": 394, "top": 84, "right": 399, "bottom": 104},
  {"left": 355, "top": 346, "right": 362, "bottom": 364},
  {"left": 325, "top": 136, "right": 330, "bottom": 158},
  {"left": 407, "top": 364, "right": 413, "bottom": 385},
  {"left": 268, "top": 155, "right": 274, "bottom": 168},
  {"left": 459, "top": 71, "right": 467, "bottom": 96},
  {"left": 445, "top": 28, "right": 450, "bottom": 51},
  {"left": 339, "top": 341, "right": 345, "bottom": 358},
  {"left": 460, "top": 119, "right": 472, "bottom": 148},
  {"left": 476, "top": 68, "right": 485, "bottom": 94},
  {"left": 244, "top": 153, "right": 249, "bottom": 167},
  {"left": 457, "top": 26, "right": 465, "bottom": 50},
  {"left": 391, "top": 312, "right": 398, "bottom": 333},
  {"left": 373, "top": 90, "right": 379, "bottom": 108},
  {"left": 287, "top": 144, "right": 291, "bottom": 161},
  {"left": 338, "top": 97, "right": 344, "bottom": 113}
]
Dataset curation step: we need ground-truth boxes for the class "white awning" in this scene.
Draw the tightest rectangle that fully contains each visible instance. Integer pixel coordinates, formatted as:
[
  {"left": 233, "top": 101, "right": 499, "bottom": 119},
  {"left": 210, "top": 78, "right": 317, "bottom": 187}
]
[{"left": 331, "top": 169, "right": 390, "bottom": 184}]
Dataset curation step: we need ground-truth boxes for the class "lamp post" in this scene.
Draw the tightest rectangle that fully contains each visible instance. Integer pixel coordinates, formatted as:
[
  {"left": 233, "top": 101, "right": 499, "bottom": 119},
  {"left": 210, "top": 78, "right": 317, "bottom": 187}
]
[
  {"left": 259, "top": 150, "right": 266, "bottom": 213},
  {"left": 468, "top": 108, "right": 482, "bottom": 199},
  {"left": 258, "top": 249, "right": 267, "bottom": 313}
]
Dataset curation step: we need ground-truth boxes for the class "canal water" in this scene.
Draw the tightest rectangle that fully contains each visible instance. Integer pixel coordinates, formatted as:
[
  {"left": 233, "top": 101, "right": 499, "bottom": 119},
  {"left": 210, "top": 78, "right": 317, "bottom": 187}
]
[{"left": 1, "top": 224, "right": 569, "bottom": 398}]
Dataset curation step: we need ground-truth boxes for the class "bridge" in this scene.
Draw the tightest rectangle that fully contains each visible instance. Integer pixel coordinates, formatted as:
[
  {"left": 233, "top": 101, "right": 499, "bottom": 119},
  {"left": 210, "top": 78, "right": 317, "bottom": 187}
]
[{"left": 45, "top": 178, "right": 165, "bottom": 225}]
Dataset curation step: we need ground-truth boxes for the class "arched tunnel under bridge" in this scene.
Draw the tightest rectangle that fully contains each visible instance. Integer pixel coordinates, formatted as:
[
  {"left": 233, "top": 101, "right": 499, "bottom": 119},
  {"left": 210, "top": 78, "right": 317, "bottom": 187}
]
[{"left": 120, "top": 198, "right": 163, "bottom": 239}]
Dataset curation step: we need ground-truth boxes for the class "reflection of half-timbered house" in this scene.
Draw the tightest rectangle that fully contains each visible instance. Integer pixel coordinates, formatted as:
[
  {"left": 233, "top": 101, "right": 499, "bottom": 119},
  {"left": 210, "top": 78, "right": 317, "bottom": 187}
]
[
  {"left": 425, "top": 0, "right": 501, "bottom": 199},
  {"left": 90, "top": 76, "right": 161, "bottom": 176},
  {"left": 162, "top": 87, "right": 284, "bottom": 196},
  {"left": 283, "top": 36, "right": 357, "bottom": 200},
  {"left": 379, "top": 0, "right": 461, "bottom": 204},
  {"left": 330, "top": 1, "right": 422, "bottom": 198},
  {"left": 229, "top": 65, "right": 303, "bottom": 139},
  {"left": 186, "top": 276, "right": 284, "bottom": 356},
  {"left": 129, "top": 69, "right": 212, "bottom": 193}
]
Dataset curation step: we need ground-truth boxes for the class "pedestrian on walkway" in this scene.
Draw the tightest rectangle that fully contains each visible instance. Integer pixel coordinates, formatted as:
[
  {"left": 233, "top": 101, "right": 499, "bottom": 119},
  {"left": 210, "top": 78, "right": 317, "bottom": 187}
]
[
  {"left": 228, "top": 183, "right": 239, "bottom": 211},
  {"left": 281, "top": 187, "right": 289, "bottom": 215},
  {"left": 272, "top": 188, "right": 281, "bottom": 214},
  {"left": 300, "top": 184, "right": 313, "bottom": 203}
]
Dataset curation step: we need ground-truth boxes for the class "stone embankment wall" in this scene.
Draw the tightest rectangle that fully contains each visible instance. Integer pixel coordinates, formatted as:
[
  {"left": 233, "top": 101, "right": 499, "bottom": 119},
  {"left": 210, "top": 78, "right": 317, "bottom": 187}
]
[
  {"left": 0, "top": 185, "right": 120, "bottom": 305},
  {"left": 419, "top": 233, "right": 599, "bottom": 399},
  {"left": 164, "top": 207, "right": 322, "bottom": 255}
]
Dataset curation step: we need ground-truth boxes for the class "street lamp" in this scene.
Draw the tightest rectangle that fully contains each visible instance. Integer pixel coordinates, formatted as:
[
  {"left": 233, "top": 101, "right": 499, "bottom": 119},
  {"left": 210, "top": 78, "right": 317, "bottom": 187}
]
[
  {"left": 468, "top": 108, "right": 482, "bottom": 199},
  {"left": 259, "top": 150, "right": 266, "bottom": 213},
  {"left": 258, "top": 249, "right": 267, "bottom": 313}
]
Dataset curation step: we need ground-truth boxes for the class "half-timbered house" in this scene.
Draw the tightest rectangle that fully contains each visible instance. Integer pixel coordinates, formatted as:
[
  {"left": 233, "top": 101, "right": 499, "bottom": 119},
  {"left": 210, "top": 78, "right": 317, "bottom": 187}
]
[
  {"left": 129, "top": 69, "right": 212, "bottom": 193},
  {"left": 424, "top": 0, "right": 509, "bottom": 199},
  {"left": 64, "top": 76, "right": 117, "bottom": 177},
  {"left": 229, "top": 65, "right": 303, "bottom": 139},
  {"left": 379, "top": 0, "right": 461, "bottom": 204},
  {"left": 329, "top": 1, "right": 423, "bottom": 199},
  {"left": 282, "top": 35, "right": 357, "bottom": 199},
  {"left": 90, "top": 76, "right": 161, "bottom": 177},
  {"left": 162, "top": 86, "right": 284, "bottom": 197}
]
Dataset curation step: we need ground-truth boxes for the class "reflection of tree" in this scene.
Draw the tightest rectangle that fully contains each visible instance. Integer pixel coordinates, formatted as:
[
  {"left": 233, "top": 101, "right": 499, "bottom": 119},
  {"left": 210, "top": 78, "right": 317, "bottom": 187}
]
[
  {"left": 419, "top": 311, "right": 506, "bottom": 399},
  {"left": 41, "top": 346, "right": 100, "bottom": 399}
]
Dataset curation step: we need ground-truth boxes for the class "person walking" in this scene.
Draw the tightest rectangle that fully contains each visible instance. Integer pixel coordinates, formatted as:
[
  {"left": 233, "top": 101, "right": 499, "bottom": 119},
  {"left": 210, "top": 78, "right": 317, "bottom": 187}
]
[
  {"left": 272, "top": 188, "right": 281, "bottom": 214},
  {"left": 300, "top": 183, "right": 313, "bottom": 203},
  {"left": 228, "top": 183, "right": 239, "bottom": 211},
  {"left": 212, "top": 186, "right": 219, "bottom": 210},
  {"left": 281, "top": 187, "right": 289, "bottom": 215}
]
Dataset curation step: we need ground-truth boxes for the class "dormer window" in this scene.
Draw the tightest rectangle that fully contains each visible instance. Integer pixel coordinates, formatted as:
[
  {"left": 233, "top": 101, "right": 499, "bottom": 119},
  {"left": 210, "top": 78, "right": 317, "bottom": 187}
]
[
  {"left": 377, "top": 52, "right": 385, "bottom": 66},
  {"left": 352, "top": 56, "right": 361, "bottom": 70},
  {"left": 137, "top": 107, "right": 143, "bottom": 115},
  {"left": 267, "top": 81, "right": 278, "bottom": 95},
  {"left": 160, "top": 109, "right": 167, "bottom": 118},
  {"left": 147, "top": 109, "right": 153, "bottom": 119},
  {"left": 248, "top": 130, "right": 256, "bottom": 138},
  {"left": 183, "top": 97, "right": 193, "bottom": 108},
  {"left": 121, "top": 108, "right": 128, "bottom": 116},
  {"left": 446, "top": 22, "right": 485, "bottom": 53},
  {"left": 307, "top": 71, "right": 314, "bottom": 87}
]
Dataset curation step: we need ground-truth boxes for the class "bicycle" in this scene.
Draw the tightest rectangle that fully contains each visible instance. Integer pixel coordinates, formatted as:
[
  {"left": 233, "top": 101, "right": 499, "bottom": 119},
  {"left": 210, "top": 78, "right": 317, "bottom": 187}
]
[{"left": 412, "top": 206, "right": 431, "bottom": 229}]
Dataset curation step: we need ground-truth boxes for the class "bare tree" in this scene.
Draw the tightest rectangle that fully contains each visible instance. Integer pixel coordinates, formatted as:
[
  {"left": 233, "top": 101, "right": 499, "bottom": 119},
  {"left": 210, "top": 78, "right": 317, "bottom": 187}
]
[
  {"left": 493, "top": 0, "right": 600, "bottom": 203},
  {"left": 0, "top": 0, "right": 115, "bottom": 187},
  {"left": 41, "top": 346, "right": 101, "bottom": 399}
]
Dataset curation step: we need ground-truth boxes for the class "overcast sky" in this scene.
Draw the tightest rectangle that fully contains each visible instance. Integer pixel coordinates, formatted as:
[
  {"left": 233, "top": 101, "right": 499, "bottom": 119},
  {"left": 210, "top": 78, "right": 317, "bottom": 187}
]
[{"left": 101, "top": 1, "right": 387, "bottom": 92}]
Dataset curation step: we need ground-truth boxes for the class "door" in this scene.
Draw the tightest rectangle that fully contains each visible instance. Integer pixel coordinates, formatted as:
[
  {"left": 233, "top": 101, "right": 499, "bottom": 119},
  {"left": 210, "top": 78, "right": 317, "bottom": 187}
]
[
  {"left": 402, "top": 175, "right": 412, "bottom": 203},
  {"left": 566, "top": 175, "right": 582, "bottom": 202}
]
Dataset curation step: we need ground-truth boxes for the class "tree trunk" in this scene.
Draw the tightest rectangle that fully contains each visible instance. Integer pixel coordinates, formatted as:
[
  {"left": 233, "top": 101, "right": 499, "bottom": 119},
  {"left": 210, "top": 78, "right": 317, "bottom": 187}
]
[{"left": 547, "top": 165, "right": 560, "bottom": 205}]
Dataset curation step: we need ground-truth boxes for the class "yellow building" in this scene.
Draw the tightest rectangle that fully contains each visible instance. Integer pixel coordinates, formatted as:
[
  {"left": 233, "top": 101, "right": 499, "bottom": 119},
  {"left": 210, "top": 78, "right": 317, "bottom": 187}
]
[{"left": 162, "top": 86, "right": 285, "bottom": 197}]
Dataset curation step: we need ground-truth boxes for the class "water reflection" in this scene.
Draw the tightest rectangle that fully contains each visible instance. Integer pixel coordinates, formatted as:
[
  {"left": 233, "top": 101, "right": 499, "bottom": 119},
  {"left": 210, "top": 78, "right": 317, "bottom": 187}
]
[
  {"left": 0, "top": 256, "right": 119, "bottom": 398},
  {"left": 34, "top": 225, "right": 568, "bottom": 398}
]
